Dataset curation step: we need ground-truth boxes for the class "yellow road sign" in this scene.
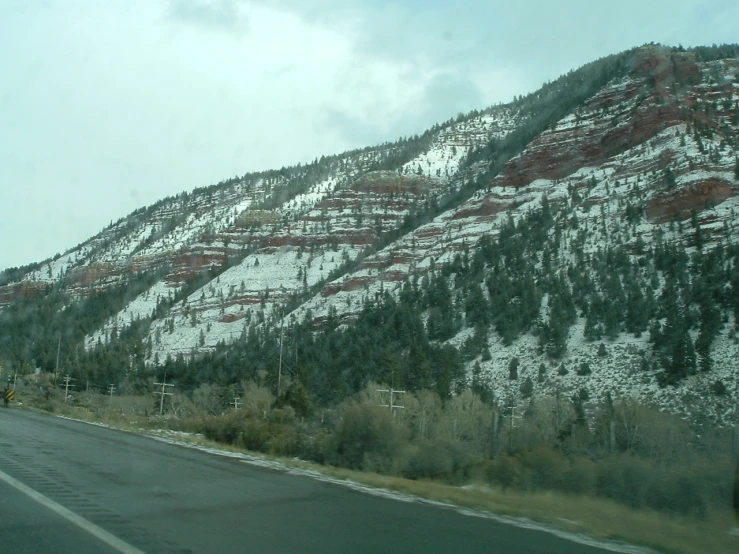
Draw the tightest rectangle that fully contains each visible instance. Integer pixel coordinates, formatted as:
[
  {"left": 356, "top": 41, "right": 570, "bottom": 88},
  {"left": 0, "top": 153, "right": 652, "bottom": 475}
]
[{"left": 4, "top": 389, "right": 14, "bottom": 402}]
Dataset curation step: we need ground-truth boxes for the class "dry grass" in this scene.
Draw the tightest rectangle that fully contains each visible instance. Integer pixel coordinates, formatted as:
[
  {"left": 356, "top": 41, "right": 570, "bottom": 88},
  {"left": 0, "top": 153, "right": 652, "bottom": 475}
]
[
  {"left": 325, "top": 474, "right": 737, "bottom": 554},
  {"left": 20, "top": 399, "right": 153, "bottom": 432}
]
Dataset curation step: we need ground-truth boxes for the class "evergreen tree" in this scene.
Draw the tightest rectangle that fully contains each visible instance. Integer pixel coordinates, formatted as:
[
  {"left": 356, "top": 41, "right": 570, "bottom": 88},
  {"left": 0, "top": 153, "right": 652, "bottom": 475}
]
[
  {"left": 471, "top": 361, "right": 491, "bottom": 402},
  {"left": 663, "top": 167, "right": 677, "bottom": 190},
  {"left": 695, "top": 296, "right": 721, "bottom": 372},
  {"left": 520, "top": 376, "right": 534, "bottom": 398},
  {"left": 481, "top": 346, "right": 492, "bottom": 361},
  {"left": 598, "top": 342, "right": 608, "bottom": 357},
  {"left": 537, "top": 363, "right": 546, "bottom": 383},
  {"left": 543, "top": 299, "right": 569, "bottom": 359},
  {"left": 584, "top": 299, "right": 602, "bottom": 342},
  {"left": 464, "top": 283, "right": 490, "bottom": 328},
  {"left": 508, "top": 357, "right": 519, "bottom": 380},
  {"left": 572, "top": 388, "right": 589, "bottom": 424},
  {"left": 625, "top": 280, "right": 648, "bottom": 337},
  {"left": 603, "top": 302, "right": 621, "bottom": 340},
  {"left": 691, "top": 210, "right": 704, "bottom": 250},
  {"left": 664, "top": 324, "right": 695, "bottom": 385}
]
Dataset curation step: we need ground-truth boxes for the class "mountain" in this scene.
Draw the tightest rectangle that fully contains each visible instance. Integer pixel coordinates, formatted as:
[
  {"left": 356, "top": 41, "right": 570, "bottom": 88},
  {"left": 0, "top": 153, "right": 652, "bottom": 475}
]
[{"left": 2, "top": 43, "right": 739, "bottom": 425}]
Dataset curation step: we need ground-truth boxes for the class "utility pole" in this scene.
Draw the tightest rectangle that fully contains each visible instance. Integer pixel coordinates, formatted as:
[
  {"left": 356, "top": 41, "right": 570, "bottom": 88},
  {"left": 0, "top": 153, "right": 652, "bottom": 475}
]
[
  {"left": 13, "top": 372, "right": 17, "bottom": 390},
  {"left": 493, "top": 409, "right": 499, "bottom": 453},
  {"left": 277, "top": 307, "right": 284, "bottom": 398},
  {"left": 153, "top": 375, "right": 174, "bottom": 416},
  {"left": 377, "top": 386, "right": 405, "bottom": 417},
  {"left": 108, "top": 384, "right": 116, "bottom": 399},
  {"left": 609, "top": 420, "right": 616, "bottom": 452},
  {"left": 54, "top": 335, "right": 61, "bottom": 387},
  {"left": 507, "top": 405, "right": 521, "bottom": 450},
  {"left": 231, "top": 397, "right": 242, "bottom": 411},
  {"left": 62, "top": 375, "right": 74, "bottom": 403}
]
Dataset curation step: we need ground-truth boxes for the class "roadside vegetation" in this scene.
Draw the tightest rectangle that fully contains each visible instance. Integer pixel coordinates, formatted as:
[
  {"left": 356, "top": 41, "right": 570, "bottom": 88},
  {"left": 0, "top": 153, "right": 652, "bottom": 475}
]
[{"left": 10, "top": 371, "right": 738, "bottom": 554}]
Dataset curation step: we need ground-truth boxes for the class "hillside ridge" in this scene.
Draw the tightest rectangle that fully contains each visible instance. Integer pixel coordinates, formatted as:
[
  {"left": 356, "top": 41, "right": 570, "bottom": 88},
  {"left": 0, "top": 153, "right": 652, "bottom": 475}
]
[{"left": 2, "top": 42, "right": 739, "bottom": 425}]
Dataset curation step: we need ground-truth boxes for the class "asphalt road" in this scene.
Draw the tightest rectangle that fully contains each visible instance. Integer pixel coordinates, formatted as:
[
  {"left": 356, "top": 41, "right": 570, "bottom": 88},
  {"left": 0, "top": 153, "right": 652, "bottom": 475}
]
[
  {"left": 0, "top": 408, "right": 628, "bottom": 554},
  {"left": 0, "top": 479, "right": 119, "bottom": 554}
]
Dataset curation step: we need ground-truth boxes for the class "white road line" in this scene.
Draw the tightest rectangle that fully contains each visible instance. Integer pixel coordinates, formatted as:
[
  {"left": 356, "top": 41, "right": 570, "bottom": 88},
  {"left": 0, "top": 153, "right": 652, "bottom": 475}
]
[{"left": 0, "top": 468, "right": 146, "bottom": 554}]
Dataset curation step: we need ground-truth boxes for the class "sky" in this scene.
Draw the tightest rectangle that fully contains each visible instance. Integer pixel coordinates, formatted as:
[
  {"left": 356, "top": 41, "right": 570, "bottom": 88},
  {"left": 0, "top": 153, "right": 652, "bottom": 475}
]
[{"left": 0, "top": 0, "right": 737, "bottom": 271}]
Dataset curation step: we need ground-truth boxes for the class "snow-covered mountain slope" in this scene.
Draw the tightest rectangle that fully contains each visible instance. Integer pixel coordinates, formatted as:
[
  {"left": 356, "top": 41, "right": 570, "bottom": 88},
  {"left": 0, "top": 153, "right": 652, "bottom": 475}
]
[
  {"left": 2, "top": 44, "right": 739, "bottom": 424},
  {"left": 68, "top": 107, "right": 521, "bottom": 357},
  {"left": 0, "top": 106, "right": 516, "bottom": 303},
  {"left": 289, "top": 50, "right": 739, "bottom": 423}
]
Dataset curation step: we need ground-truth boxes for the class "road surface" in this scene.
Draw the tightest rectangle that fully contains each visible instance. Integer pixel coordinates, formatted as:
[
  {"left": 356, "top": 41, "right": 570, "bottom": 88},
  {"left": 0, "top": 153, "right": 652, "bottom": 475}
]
[{"left": 0, "top": 408, "right": 630, "bottom": 554}]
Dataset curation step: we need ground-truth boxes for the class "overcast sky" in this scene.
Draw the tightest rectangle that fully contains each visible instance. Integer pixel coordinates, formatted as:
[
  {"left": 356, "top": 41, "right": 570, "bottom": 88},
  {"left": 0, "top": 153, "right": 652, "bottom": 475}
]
[{"left": 1, "top": 0, "right": 737, "bottom": 271}]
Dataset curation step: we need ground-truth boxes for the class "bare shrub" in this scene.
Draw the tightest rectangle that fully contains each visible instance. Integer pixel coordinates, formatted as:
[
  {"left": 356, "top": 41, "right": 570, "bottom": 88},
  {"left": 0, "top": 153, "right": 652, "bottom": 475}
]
[
  {"left": 517, "top": 444, "right": 569, "bottom": 491},
  {"left": 242, "top": 380, "right": 274, "bottom": 419},
  {"left": 202, "top": 411, "right": 247, "bottom": 444},
  {"left": 560, "top": 457, "right": 597, "bottom": 495},
  {"left": 439, "top": 390, "right": 493, "bottom": 455},
  {"left": 402, "top": 437, "right": 475, "bottom": 482},
  {"left": 486, "top": 454, "right": 524, "bottom": 490},
  {"left": 402, "top": 389, "right": 443, "bottom": 440},
  {"left": 327, "top": 403, "right": 409, "bottom": 473}
]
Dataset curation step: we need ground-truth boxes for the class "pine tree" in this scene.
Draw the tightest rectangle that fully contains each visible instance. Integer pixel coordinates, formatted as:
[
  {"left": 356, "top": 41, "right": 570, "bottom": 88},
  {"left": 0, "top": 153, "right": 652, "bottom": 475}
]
[
  {"left": 543, "top": 292, "right": 570, "bottom": 359},
  {"left": 520, "top": 376, "right": 534, "bottom": 398},
  {"left": 625, "top": 281, "right": 648, "bottom": 337},
  {"left": 537, "top": 363, "right": 546, "bottom": 383},
  {"left": 577, "top": 361, "right": 591, "bottom": 376},
  {"left": 603, "top": 302, "right": 620, "bottom": 340},
  {"left": 665, "top": 325, "right": 693, "bottom": 384},
  {"left": 508, "top": 357, "right": 519, "bottom": 380},
  {"left": 664, "top": 167, "right": 677, "bottom": 190},
  {"left": 695, "top": 297, "right": 720, "bottom": 372},
  {"left": 464, "top": 283, "right": 489, "bottom": 328},
  {"left": 685, "top": 334, "right": 697, "bottom": 375},
  {"left": 572, "top": 388, "right": 589, "bottom": 424},
  {"left": 691, "top": 210, "right": 704, "bottom": 249},
  {"left": 471, "top": 361, "right": 490, "bottom": 403},
  {"left": 711, "top": 379, "right": 727, "bottom": 396},
  {"left": 584, "top": 301, "right": 601, "bottom": 342}
]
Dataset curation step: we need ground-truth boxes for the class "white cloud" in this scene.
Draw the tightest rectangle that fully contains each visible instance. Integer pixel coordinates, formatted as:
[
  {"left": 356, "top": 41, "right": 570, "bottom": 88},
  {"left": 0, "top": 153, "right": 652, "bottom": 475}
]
[
  {"left": 168, "top": 0, "right": 250, "bottom": 33},
  {"left": 0, "top": 1, "right": 422, "bottom": 268},
  {"left": 0, "top": 0, "right": 737, "bottom": 269}
]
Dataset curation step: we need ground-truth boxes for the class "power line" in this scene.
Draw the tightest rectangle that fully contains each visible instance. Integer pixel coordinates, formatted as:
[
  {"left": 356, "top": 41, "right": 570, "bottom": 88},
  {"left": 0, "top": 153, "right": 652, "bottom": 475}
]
[{"left": 153, "top": 375, "right": 174, "bottom": 416}]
